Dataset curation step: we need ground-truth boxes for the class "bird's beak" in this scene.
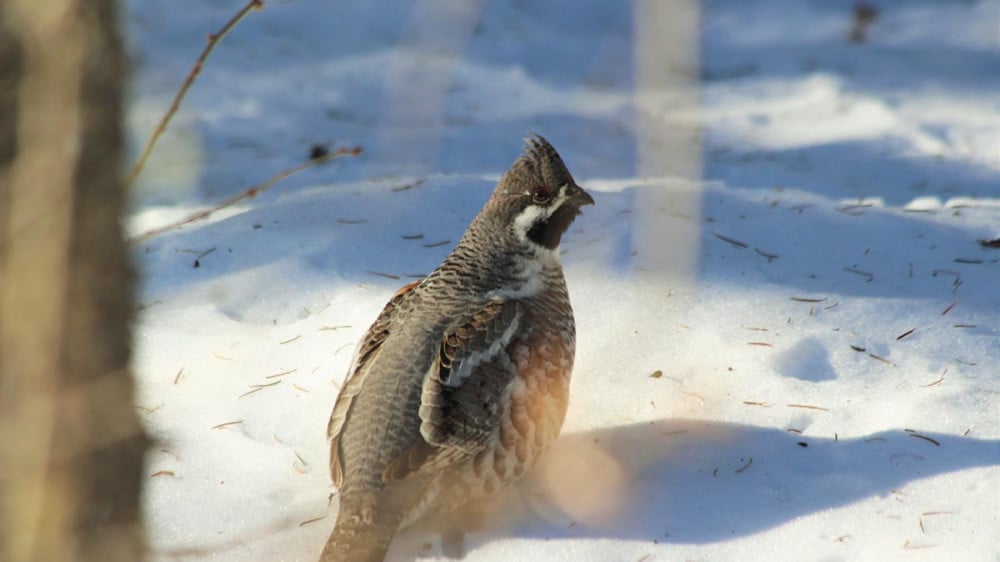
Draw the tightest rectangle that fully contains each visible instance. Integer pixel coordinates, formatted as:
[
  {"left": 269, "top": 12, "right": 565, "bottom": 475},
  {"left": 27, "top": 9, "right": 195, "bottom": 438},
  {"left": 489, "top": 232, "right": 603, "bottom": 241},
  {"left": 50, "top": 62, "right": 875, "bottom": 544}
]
[{"left": 568, "top": 183, "right": 595, "bottom": 207}]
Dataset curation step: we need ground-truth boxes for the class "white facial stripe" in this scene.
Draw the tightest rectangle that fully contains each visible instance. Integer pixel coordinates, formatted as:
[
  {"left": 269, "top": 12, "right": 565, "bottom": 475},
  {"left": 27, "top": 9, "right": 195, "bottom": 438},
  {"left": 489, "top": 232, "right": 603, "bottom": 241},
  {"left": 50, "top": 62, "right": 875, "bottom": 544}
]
[
  {"left": 512, "top": 204, "right": 549, "bottom": 244},
  {"left": 512, "top": 184, "right": 570, "bottom": 245}
]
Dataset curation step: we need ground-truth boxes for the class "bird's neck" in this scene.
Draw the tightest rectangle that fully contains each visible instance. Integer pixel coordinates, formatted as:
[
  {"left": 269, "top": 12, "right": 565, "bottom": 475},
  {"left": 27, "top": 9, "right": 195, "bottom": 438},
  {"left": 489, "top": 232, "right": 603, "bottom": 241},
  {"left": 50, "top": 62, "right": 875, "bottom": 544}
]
[{"left": 442, "top": 218, "right": 562, "bottom": 300}]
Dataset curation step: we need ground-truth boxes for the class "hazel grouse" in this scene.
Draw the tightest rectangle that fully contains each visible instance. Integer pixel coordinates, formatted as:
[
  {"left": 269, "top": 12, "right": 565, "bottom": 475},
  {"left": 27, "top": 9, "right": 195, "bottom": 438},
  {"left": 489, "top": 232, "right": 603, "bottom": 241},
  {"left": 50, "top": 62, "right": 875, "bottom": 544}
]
[{"left": 321, "top": 135, "right": 593, "bottom": 561}]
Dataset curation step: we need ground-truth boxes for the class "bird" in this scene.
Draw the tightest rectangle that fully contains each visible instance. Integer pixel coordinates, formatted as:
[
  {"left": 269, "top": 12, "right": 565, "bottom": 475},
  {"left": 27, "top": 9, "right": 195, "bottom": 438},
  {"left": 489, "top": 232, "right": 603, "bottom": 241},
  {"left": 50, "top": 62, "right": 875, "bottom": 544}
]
[{"left": 321, "top": 135, "right": 594, "bottom": 562}]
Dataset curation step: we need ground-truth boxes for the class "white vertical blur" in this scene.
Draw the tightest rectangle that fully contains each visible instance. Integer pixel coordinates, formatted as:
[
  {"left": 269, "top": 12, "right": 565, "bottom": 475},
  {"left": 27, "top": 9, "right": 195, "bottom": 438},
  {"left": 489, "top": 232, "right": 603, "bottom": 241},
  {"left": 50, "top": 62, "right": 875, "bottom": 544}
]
[
  {"left": 633, "top": 0, "right": 702, "bottom": 291},
  {"left": 378, "top": 0, "right": 485, "bottom": 174}
]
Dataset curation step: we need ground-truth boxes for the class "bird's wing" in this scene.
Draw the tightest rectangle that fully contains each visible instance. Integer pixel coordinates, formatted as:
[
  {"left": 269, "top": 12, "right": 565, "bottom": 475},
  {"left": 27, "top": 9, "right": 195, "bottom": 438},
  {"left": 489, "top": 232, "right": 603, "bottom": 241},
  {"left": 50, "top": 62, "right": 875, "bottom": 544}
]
[
  {"left": 382, "top": 299, "right": 523, "bottom": 482},
  {"left": 327, "top": 281, "right": 420, "bottom": 488}
]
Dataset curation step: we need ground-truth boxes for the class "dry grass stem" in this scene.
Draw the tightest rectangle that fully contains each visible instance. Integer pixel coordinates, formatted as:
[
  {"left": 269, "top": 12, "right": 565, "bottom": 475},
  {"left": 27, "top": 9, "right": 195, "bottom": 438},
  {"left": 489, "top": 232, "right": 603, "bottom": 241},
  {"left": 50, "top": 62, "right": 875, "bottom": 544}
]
[
  {"left": 905, "top": 431, "right": 941, "bottom": 446},
  {"left": 941, "top": 300, "right": 958, "bottom": 315},
  {"left": 787, "top": 403, "right": 829, "bottom": 411},
  {"left": 843, "top": 266, "right": 874, "bottom": 281},
  {"left": 868, "top": 353, "right": 895, "bottom": 366},
  {"left": 131, "top": 146, "right": 361, "bottom": 243}
]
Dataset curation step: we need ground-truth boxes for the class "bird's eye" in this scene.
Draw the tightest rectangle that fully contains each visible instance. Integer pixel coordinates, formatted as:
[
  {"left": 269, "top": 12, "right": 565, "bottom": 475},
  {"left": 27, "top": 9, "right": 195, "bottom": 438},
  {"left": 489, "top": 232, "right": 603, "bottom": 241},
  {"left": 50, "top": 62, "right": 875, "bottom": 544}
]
[{"left": 531, "top": 187, "right": 552, "bottom": 204}]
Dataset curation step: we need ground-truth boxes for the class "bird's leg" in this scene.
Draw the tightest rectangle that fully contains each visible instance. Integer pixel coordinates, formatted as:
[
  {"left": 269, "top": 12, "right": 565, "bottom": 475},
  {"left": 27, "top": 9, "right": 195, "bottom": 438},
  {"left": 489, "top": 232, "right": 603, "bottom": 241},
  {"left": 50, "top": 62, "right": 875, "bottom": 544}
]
[
  {"left": 438, "top": 499, "right": 493, "bottom": 559},
  {"left": 440, "top": 527, "right": 466, "bottom": 559}
]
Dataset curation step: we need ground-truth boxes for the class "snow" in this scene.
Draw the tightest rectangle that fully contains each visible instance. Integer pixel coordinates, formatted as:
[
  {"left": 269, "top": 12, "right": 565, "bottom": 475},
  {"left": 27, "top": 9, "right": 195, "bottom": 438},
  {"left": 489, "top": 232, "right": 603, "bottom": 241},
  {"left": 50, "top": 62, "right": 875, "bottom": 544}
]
[{"left": 126, "top": 0, "right": 1000, "bottom": 561}]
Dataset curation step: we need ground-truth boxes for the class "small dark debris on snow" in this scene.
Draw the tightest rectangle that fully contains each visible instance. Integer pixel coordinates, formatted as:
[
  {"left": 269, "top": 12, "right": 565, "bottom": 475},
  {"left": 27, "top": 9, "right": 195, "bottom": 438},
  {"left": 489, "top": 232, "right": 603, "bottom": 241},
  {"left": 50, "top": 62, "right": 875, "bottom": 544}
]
[
  {"left": 754, "top": 247, "right": 779, "bottom": 261},
  {"left": 791, "top": 296, "right": 826, "bottom": 303},
  {"left": 391, "top": 178, "right": 428, "bottom": 192},
  {"left": 849, "top": 1, "right": 879, "bottom": 43},
  {"left": 977, "top": 237, "right": 1000, "bottom": 248},
  {"left": 843, "top": 266, "right": 874, "bottom": 281},
  {"left": 308, "top": 144, "right": 329, "bottom": 160},
  {"left": 713, "top": 231, "right": 749, "bottom": 248},
  {"left": 931, "top": 268, "right": 960, "bottom": 278},
  {"left": 797, "top": 441, "right": 808, "bottom": 448},
  {"left": 649, "top": 370, "right": 663, "bottom": 378},
  {"left": 835, "top": 204, "right": 870, "bottom": 215}
]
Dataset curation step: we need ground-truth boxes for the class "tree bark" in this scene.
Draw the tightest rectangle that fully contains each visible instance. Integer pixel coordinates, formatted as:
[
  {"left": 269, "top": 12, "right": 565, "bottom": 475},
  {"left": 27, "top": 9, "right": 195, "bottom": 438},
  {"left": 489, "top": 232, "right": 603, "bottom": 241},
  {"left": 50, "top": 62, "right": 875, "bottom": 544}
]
[{"left": 0, "top": 0, "right": 148, "bottom": 560}]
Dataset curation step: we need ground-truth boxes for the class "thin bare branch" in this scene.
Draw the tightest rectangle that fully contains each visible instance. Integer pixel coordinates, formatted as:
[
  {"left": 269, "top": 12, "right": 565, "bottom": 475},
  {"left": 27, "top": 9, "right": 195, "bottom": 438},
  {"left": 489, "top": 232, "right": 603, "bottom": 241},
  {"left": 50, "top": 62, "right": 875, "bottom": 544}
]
[
  {"left": 130, "top": 147, "right": 361, "bottom": 243},
  {"left": 126, "top": 0, "right": 265, "bottom": 189}
]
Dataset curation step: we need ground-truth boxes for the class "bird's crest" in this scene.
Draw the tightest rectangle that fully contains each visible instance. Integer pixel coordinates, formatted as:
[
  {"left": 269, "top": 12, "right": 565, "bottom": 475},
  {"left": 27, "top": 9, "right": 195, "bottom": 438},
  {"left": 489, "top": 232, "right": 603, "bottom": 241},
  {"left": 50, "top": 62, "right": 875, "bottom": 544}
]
[{"left": 500, "top": 134, "right": 575, "bottom": 195}]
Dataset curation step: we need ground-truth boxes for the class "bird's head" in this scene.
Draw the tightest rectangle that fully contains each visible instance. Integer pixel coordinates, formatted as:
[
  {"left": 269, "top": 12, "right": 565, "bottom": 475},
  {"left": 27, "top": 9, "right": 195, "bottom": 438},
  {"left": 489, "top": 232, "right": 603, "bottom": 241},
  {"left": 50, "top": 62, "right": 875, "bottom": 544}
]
[{"left": 485, "top": 135, "right": 595, "bottom": 252}]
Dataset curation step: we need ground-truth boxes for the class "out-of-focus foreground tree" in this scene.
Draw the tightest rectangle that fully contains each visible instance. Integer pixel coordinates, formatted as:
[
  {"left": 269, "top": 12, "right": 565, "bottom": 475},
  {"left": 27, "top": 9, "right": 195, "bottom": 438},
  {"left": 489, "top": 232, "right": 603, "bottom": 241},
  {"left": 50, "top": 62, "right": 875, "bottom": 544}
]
[{"left": 0, "top": 0, "right": 148, "bottom": 560}]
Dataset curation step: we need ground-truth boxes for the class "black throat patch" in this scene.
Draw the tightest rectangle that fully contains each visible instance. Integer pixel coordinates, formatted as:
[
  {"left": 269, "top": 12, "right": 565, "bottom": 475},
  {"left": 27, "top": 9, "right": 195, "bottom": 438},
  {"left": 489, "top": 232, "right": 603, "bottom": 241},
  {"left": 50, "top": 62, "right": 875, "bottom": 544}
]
[{"left": 526, "top": 204, "right": 580, "bottom": 249}]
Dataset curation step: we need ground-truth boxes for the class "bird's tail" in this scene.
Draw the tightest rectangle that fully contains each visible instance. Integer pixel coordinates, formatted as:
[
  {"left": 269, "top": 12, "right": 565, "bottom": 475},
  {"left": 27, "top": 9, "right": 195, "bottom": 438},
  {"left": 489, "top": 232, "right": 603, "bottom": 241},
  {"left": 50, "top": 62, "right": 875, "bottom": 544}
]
[{"left": 319, "top": 508, "right": 397, "bottom": 562}]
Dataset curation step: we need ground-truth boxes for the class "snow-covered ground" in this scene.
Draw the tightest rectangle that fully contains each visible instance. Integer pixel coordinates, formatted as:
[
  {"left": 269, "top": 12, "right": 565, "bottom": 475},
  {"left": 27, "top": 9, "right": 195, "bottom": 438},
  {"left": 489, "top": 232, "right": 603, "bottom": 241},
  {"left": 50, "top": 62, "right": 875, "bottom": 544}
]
[{"left": 126, "top": 1, "right": 1000, "bottom": 560}]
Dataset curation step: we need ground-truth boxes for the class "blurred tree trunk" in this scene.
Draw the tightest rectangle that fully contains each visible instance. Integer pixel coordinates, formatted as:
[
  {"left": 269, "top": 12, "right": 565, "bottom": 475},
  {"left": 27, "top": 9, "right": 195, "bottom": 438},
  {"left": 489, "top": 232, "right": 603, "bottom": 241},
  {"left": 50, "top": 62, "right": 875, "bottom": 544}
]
[{"left": 0, "top": 0, "right": 148, "bottom": 561}]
